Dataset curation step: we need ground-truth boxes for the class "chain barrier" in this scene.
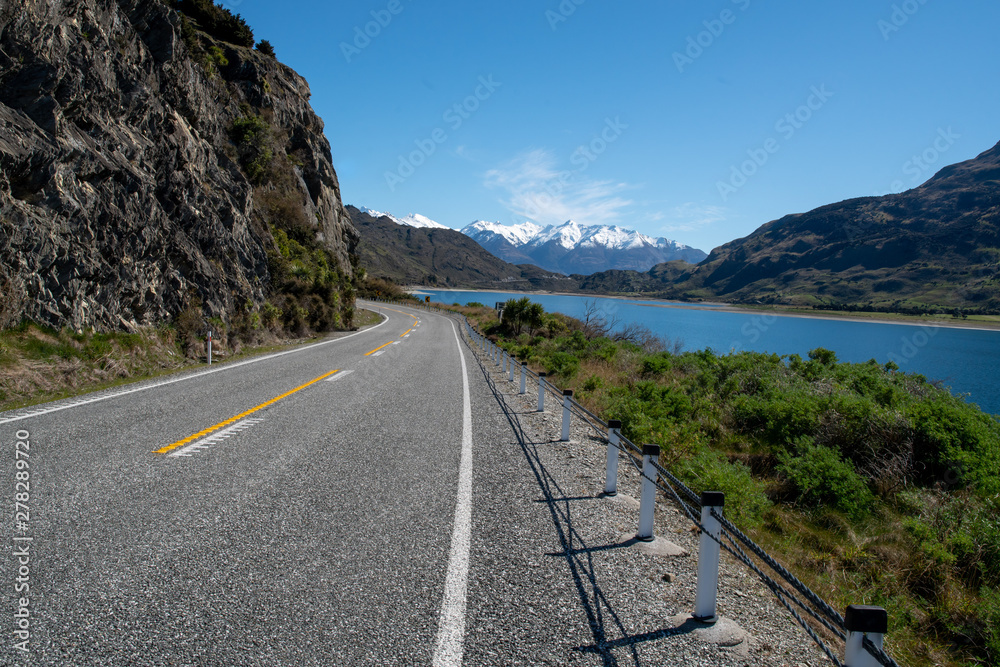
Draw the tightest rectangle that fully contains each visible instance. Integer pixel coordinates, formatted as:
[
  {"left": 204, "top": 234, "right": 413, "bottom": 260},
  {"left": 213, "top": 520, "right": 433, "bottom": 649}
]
[{"left": 457, "top": 313, "right": 899, "bottom": 667}]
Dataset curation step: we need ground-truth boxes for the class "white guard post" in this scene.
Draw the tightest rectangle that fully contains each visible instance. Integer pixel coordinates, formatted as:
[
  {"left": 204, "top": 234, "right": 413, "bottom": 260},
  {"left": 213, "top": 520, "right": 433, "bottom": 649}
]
[
  {"left": 636, "top": 444, "right": 660, "bottom": 541},
  {"left": 537, "top": 373, "right": 547, "bottom": 412},
  {"left": 560, "top": 390, "right": 573, "bottom": 441},
  {"left": 604, "top": 420, "right": 622, "bottom": 496},
  {"left": 694, "top": 491, "right": 725, "bottom": 622},
  {"left": 844, "top": 605, "right": 888, "bottom": 667}
]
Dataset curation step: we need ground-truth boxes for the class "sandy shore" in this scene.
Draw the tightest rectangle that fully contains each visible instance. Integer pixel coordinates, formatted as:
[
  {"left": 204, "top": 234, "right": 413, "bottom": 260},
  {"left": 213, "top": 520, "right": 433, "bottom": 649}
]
[{"left": 407, "top": 286, "right": 1000, "bottom": 332}]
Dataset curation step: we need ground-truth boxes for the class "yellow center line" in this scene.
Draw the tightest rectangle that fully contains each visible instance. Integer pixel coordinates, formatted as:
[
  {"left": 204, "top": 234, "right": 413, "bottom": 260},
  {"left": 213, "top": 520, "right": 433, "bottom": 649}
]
[
  {"left": 379, "top": 306, "right": 419, "bottom": 339},
  {"left": 153, "top": 369, "right": 339, "bottom": 454},
  {"left": 365, "top": 341, "right": 395, "bottom": 356},
  {"left": 382, "top": 306, "right": 419, "bottom": 323}
]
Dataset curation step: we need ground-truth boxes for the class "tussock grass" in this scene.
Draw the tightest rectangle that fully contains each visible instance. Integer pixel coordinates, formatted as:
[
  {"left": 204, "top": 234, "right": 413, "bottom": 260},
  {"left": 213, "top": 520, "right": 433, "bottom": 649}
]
[{"left": 0, "top": 310, "right": 382, "bottom": 412}]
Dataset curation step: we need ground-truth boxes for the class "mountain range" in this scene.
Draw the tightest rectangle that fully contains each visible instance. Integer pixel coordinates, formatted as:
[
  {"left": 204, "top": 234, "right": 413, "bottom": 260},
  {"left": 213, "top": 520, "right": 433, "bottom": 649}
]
[
  {"left": 349, "top": 206, "right": 573, "bottom": 291},
  {"left": 356, "top": 207, "right": 707, "bottom": 275},
  {"left": 460, "top": 220, "right": 707, "bottom": 275},
  {"left": 355, "top": 139, "right": 1000, "bottom": 313}
]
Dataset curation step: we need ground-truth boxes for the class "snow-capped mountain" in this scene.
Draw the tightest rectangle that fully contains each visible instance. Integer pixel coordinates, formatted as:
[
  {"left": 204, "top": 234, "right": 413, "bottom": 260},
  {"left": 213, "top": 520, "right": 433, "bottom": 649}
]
[
  {"left": 464, "top": 220, "right": 543, "bottom": 246},
  {"left": 461, "top": 219, "right": 707, "bottom": 275},
  {"left": 357, "top": 207, "right": 450, "bottom": 230}
]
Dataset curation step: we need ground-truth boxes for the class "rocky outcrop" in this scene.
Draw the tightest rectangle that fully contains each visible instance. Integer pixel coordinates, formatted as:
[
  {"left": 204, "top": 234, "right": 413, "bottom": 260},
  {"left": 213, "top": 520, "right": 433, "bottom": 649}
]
[{"left": 0, "top": 0, "right": 357, "bottom": 331}]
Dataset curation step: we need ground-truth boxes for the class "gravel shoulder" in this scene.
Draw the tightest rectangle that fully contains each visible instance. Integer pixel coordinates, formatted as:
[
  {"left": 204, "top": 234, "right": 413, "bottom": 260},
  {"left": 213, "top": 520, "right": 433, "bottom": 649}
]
[{"left": 460, "top": 323, "right": 833, "bottom": 667}]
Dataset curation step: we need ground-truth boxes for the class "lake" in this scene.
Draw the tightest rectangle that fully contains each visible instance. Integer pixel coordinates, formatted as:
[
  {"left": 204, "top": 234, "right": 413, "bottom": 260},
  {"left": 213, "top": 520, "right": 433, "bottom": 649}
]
[{"left": 414, "top": 289, "right": 1000, "bottom": 417}]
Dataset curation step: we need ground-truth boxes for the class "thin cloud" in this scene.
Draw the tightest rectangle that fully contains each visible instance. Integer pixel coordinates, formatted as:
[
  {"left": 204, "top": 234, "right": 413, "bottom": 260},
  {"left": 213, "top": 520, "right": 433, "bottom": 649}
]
[
  {"left": 484, "top": 149, "right": 633, "bottom": 227},
  {"left": 660, "top": 202, "right": 727, "bottom": 233}
]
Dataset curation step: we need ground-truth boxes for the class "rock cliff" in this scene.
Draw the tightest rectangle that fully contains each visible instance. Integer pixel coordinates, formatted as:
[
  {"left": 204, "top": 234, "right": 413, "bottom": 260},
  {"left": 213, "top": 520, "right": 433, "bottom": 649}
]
[{"left": 0, "top": 0, "right": 358, "bottom": 332}]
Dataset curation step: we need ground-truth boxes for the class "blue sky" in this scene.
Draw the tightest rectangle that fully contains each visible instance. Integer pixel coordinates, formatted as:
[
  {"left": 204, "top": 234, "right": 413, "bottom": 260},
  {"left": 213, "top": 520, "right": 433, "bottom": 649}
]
[{"left": 223, "top": 0, "right": 999, "bottom": 253}]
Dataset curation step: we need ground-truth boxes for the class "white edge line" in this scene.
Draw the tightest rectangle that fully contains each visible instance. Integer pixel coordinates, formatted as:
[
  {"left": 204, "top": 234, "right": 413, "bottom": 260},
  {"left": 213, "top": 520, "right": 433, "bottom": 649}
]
[
  {"left": 0, "top": 309, "right": 389, "bottom": 425},
  {"left": 432, "top": 318, "right": 474, "bottom": 667}
]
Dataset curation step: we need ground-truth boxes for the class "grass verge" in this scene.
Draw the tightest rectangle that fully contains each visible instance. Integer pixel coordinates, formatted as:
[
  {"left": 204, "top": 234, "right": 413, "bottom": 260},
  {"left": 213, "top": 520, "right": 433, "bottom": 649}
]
[{"left": 0, "top": 309, "right": 380, "bottom": 413}]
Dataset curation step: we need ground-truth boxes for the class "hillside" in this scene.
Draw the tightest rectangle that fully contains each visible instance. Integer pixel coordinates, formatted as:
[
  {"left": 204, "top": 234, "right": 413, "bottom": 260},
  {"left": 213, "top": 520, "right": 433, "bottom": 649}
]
[
  {"left": 578, "top": 140, "right": 1000, "bottom": 311},
  {"left": 349, "top": 206, "right": 575, "bottom": 291},
  {"left": 0, "top": 0, "right": 358, "bottom": 334}
]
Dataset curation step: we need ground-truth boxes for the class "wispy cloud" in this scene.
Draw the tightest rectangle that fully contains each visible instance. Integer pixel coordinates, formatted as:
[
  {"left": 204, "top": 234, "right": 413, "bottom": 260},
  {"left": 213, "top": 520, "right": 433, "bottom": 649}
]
[
  {"left": 484, "top": 149, "right": 633, "bottom": 227},
  {"left": 659, "top": 202, "right": 727, "bottom": 233}
]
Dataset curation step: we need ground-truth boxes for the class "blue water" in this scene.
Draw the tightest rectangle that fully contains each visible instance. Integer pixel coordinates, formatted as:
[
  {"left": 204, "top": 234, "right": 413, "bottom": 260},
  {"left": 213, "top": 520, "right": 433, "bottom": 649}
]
[{"left": 416, "top": 289, "right": 1000, "bottom": 416}]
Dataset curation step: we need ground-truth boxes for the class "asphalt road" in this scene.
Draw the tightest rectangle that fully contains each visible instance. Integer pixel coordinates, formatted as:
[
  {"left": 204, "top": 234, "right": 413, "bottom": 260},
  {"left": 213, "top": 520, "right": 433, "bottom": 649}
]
[{"left": 1, "top": 302, "right": 649, "bottom": 666}]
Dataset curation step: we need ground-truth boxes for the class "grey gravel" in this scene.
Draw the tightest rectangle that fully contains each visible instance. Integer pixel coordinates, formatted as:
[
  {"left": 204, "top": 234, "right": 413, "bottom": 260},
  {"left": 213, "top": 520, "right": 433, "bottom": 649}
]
[{"left": 462, "top": 323, "right": 834, "bottom": 667}]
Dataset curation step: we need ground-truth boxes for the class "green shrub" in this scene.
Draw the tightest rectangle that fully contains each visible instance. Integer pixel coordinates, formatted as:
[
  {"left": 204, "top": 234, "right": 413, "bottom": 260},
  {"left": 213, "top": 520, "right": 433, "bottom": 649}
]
[
  {"left": 778, "top": 443, "right": 874, "bottom": 518},
  {"left": 676, "top": 447, "right": 771, "bottom": 527},
  {"left": 255, "top": 39, "right": 275, "bottom": 57},
  {"left": 207, "top": 45, "right": 228, "bottom": 67},
  {"left": 808, "top": 347, "right": 838, "bottom": 366},
  {"left": 640, "top": 352, "right": 674, "bottom": 377},
  {"left": 543, "top": 350, "right": 579, "bottom": 379},
  {"left": 173, "top": 0, "right": 254, "bottom": 47},
  {"left": 230, "top": 114, "right": 272, "bottom": 184}
]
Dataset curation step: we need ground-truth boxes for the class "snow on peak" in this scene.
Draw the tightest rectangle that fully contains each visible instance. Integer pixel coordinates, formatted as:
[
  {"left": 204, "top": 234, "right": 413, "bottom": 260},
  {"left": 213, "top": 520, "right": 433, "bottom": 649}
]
[
  {"left": 358, "top": 206, "right": 401, "bottom": 224},
  {"left": 399, "top": 213, "right": 450, "bottom": 229},
  {"left": 530, "top": 220, "right": 586, "bottom": 250},
  {"left": 358, "top": 206, "right": 449, "bottom": 229},
  {"left": 577, "top": 225, "right": 656, "bottom": 250},
  {"left": 462, "top": 218, "right": 690, "bottom": 252},
  {"left": 462, "top": 220, "right": 543, "bottom": 246}
]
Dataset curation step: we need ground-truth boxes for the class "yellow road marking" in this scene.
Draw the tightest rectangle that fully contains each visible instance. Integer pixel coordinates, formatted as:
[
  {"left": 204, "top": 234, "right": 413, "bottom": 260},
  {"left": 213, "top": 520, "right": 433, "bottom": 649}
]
[
  {"left": 153, "top": 369, "right": 339, "bottom": 454},
  {"left": 365, "top": 341, "right": 395, "bottom": 356},
  {"left": 383, "top": 307, "right": 419, "bottom": 324},
  {"left": 401, "top": 328, "right": 413, "bottom": 337}
]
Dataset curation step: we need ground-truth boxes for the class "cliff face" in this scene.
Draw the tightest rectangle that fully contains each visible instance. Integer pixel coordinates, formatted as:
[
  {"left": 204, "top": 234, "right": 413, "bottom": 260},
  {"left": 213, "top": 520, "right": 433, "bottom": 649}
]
[{"left": 0, "top": 0, "right": 357, "bottom": 331}]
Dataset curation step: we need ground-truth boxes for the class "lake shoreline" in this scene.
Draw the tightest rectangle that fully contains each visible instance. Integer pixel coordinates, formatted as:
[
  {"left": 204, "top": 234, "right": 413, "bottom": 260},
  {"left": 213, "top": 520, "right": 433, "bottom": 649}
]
[{"left": 408, "top": 286, "right": 1000, "bottom": 333}]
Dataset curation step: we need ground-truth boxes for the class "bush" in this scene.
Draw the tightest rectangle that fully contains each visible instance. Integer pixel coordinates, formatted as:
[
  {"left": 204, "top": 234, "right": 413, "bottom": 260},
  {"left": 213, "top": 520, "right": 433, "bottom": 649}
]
[
  {"left": 207, "top": 45, "right": 228, "bottom": 67},
  {"left": 173, "top": 0, "right": 254, "bottom": 47},
  {"left": 778, "top": 443, "right": 874, "bottom": 518},
  {"left": 255, "top": 39, "right": 275, "bottom": 57},
  {"left": 173, "top": 297, "right": 204, "bottom": 356},
  {"left": 542, "top": 350, "right": 579, "bottom": 379},
  {"left": 230, "top": 114, "right": 272, "bottom": 184},
  {"left": 676, "top": 447, "right": 772, "bottom": 527}
]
